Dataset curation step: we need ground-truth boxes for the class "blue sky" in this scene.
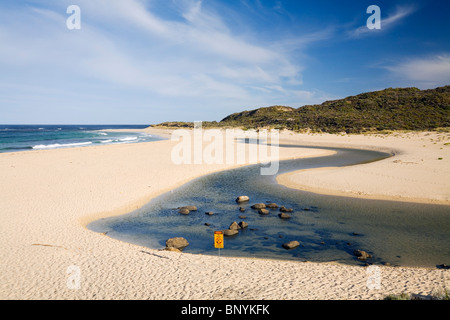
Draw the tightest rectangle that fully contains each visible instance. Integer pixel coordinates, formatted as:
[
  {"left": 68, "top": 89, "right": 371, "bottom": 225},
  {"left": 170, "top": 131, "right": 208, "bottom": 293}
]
[{"left": 1, "top": 0, "right": 449, "bottom": 124}]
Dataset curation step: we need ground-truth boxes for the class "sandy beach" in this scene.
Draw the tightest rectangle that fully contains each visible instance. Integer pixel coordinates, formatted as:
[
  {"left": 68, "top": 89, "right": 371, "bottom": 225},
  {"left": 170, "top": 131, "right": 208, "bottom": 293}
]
[{"left": 0, "top": 127, "right": 449, "bottom": 300}]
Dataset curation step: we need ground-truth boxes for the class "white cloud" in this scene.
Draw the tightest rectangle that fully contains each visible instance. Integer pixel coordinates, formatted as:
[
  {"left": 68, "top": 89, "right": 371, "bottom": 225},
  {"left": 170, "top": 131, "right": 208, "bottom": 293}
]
[
  {"left": 0, "top": 0, "right": 333, "bottom": 122},
  {"left": 384, "top": 54, "right": 450, "bottom": 87}
]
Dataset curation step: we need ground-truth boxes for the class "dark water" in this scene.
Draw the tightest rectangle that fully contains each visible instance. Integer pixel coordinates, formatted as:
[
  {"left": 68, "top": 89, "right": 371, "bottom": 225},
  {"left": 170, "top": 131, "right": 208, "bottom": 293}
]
[
  {"left": 88, "top": 146, "right": 450, "bottom": 268},
  {"left": 0, "top": 125, "right": 163, "bottom": 153}
]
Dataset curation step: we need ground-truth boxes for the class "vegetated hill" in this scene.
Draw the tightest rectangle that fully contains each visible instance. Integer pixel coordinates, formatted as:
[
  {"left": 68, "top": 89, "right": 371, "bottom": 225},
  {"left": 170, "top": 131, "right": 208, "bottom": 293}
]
[{"left": 155, "top": 86, "right": 450, "bottom": 133}]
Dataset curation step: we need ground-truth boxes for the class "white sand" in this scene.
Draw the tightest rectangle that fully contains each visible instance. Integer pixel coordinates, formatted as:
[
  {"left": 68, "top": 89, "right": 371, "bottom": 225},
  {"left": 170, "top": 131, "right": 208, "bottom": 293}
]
[
  {"left": 0, "top": 128, "right": 449, "bottom": 300},
  {"left": 277, "top": 130, "right": 450, "bottom": 205}
]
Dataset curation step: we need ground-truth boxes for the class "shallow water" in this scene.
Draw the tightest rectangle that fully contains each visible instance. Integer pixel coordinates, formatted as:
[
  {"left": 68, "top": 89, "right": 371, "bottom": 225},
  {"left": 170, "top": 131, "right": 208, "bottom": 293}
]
[{"left": 88, "top": 145, "right": 450, "bottom": 268}]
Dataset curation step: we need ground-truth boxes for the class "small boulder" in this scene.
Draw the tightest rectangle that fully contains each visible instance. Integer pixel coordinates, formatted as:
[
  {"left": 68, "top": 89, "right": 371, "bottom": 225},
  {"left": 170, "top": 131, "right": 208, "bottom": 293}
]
[
  {"left": 280, "top": 206, "right": 293, "bottom": 213},
  {"left": 179, "top": 208, "right": 190, "bottom": 215},
  {"left": 229, "top": 221, "right": 241, "bottom": 230},
  {"left": 266, "top": 203, "right": 279, "bottom": 209},
  {"left": 353, "top": 250, "right": 372, "bottom": 260},
  {"left": 238, "top": 215, "right": 247, "bottom": 219},
  {"left": 182, "top": 206, "right": 198, "bottom": 211},
  {"left": 223, "top": 229, "right": 239, "bottom": 237},
  {"left": 258, "top": 209, "right": 270, "bottom": 215},
  {"left": 239, "top": 207, "right": 246, "bottom": 212},
  {"left": 165, "top": 237, "right": 189, "bottom": 251},
  {"left": 251, "top": 203, "right": 266, "bottom": 209},
  {"left": 282, "top": 241, "right": 300, "bottom": 250},
  {"left": 239, "top": 221, "right": 249, "bottom": 229},
  {"left": 278, "top": 213, "right": 291, "bottom": 219},
  {"left": 205, "top": 212, "right": 214, "bottom": 216},
  {"left": 236, "top": 196, "right": 250, "bottom": 203}
]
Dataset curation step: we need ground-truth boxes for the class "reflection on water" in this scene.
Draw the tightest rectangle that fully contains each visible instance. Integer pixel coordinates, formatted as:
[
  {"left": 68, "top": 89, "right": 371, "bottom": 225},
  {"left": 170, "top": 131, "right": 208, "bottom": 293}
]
[{"left": 88, "top": 146, "right": 450, "bottom": 268}]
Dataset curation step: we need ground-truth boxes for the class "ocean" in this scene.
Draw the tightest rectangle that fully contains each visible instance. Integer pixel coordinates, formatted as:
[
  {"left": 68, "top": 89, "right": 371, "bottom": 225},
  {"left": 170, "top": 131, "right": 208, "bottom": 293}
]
[{"left": 0, "top": 125, "right": 163, "bottom": 153}]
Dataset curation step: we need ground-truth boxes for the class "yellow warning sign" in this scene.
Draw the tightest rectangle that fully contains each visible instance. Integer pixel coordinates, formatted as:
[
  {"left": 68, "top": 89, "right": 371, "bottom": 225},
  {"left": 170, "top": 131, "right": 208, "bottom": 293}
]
[{"left": 214, "top": 231, "right": 224, "bottom": 249}]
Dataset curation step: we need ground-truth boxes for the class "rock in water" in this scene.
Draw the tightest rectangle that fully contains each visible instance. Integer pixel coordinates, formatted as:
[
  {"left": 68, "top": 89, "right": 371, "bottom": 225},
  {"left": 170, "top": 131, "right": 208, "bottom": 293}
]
[
  {"left": 223, "top": 229, "right": 239, "bottom": 236},
  {"left": 179, "top": 208, "right": 190, "bottom": 215},
  {"left": 239, "top": 221, "right": 249, "bottom": 229},
  {"left": 266, "top": 203, "right": 279, "bottom": 209},
  {"left": 251, "top": 203, "right": 266, "bottom": 209},
  {"left": 236, "top": 196, "right": 250, "bottom": 203},
  {"left": 282, "top": 241, "right": 300, "bottom": 250},
  {"left": 278, "top": 213, "right": 291, "bottom": 219},
  {"left": 182, "top": 206, "right": 198, "bottom": 211},
  {"left": 229, "top": 221, "right": 241, "bottom": 230},
  {"left": 353, "top": 250, "right": 372, "bottom": 260},
  {"left": 165, "top": 237, "right": 189, "bottom": 251},
  {"left": 280, "top": 206, "right": 294, "bottom": 213},
  {"left": 258, "top": 209, "right": 270, "bottom": 215}
]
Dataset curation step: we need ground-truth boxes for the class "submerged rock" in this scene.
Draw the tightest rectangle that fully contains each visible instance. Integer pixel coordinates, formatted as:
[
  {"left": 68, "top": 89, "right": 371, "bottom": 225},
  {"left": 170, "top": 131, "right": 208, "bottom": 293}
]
[
  {"left": 258, "top": 209, "right": 270, "bottom": 215},
  {"left": 280, "top": 206, "right": 294, "bottom": 213},
  {"left": 266, "top": 203, "right": 279, "bottom": 209}
]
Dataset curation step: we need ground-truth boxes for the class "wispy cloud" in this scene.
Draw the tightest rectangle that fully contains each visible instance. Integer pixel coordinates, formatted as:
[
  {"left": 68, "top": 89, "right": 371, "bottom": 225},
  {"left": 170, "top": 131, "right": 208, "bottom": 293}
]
[
  {"left": 0, "top": 0, "right": 336, "bottom": 123},
  {"left": 349, "top": 5, "right": 417, "bottom": 38},
  {"left": 384, "top": 54, "right": 450, "bottom": 88}
]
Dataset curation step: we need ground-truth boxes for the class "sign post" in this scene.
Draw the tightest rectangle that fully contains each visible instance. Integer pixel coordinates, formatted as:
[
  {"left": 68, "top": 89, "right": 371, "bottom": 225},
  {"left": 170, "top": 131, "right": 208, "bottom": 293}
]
[{"left": 214, "top": 231, "right": 224, "bottom": 269}]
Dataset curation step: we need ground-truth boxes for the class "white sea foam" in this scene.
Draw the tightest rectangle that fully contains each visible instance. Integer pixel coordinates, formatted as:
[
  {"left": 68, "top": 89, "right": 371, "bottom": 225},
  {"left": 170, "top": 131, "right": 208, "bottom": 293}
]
[
  {"left": 32, "top": 142, "right": 93, "bottom": 150},
  {"left": 119, "top": 137, "right": 138, "bottom": 142}
]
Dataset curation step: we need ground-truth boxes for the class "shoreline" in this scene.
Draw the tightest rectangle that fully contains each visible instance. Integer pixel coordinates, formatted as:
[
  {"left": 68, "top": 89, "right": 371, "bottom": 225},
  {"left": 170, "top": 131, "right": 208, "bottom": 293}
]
[
  {"left": 277, "top": 168, "right": 450, "bottom": 206},
  {"left": 1, "top": 127, "right": 449, "bottom": 300},
  {"left": 275, "top": 130, "right": 450, "bottom": 206}
]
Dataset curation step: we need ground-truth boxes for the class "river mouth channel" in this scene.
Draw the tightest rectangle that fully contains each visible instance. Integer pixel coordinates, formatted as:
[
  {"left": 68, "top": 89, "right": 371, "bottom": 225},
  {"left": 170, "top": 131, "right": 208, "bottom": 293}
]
[{"left": 88, "top": 145, "right": 450, "bottom": 268}]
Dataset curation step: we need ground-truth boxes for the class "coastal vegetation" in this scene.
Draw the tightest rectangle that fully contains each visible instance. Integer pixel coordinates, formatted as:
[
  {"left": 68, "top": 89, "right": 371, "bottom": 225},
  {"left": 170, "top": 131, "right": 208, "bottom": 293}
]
[{"left": 154, "top": 86, "right": 450, "bottom": 134}]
